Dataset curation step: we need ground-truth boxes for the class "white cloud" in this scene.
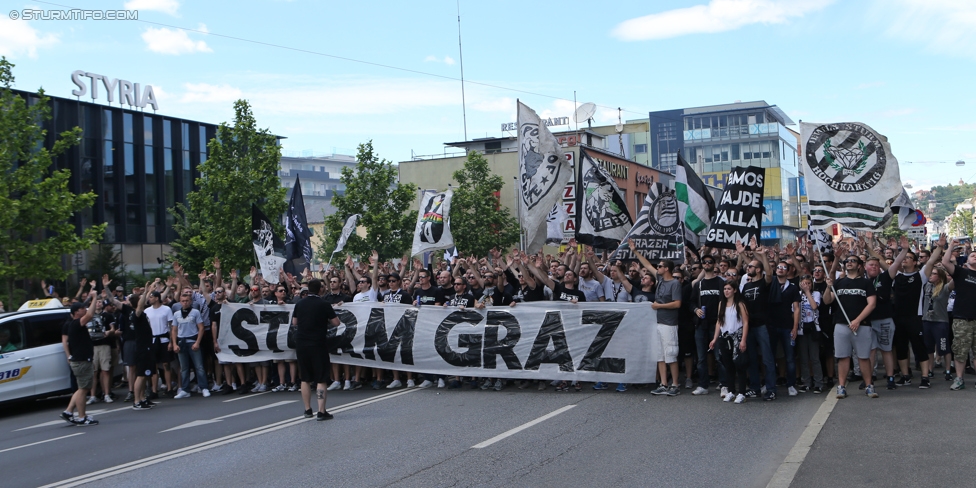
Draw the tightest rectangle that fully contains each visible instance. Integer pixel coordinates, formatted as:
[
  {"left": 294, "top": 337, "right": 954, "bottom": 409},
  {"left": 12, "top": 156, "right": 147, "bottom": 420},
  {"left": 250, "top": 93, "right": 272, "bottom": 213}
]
[
  {"left": 879, "top": 1, "right": 976, "bottom": 60},
  {"left": 180, "top": 83, "right": 243, "bottom": 103},
  {"left": 0, "top": 18, "right": 59, "bottom": 58},
  {"left": 424, "top": 55, "right": 456, "bottom": 65},
  {"left": 611, "top": 0, "right": 834, "bottom": 41},
  {"left": 124, "top": 0, "right": 180, "bottom": 16},
  {"left": 141, "top": 25, "right": 212, "bottom": 54}
]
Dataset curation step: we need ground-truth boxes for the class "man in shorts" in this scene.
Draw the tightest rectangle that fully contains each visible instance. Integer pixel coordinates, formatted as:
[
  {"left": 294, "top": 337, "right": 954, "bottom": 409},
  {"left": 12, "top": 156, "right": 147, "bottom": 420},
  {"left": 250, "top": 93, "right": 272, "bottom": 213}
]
[
  {"left": 823, "top": 256, "right": 878, "bottom": 399},
  {"left": 145, "top": 289, "right": 176, "bottom": 399},
  {"left": 130, "top": 285, "right": 158, "bottom": 410},
  {"left": 649, "top": 260, "right": 682, "bottom": 396},
  {"left": 941, "top": 238, "right": 976, "bottom": 389},
  {"left": 61, "top": 301, "right": 99, "bottom": 425},
  {"left": 292, "top": 279, "right": 340, "bottom": 421}
]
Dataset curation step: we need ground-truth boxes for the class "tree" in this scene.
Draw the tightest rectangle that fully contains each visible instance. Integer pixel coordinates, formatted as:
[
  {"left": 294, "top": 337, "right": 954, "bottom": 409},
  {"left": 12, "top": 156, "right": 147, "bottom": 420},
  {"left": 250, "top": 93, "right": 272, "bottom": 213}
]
[
  {"left": 87, "top": 245, "right": 125, "bottom": 291},
  {"left": 319, "top": 141, "right": 416, "bottom": 262},
  {"left": 880, "top": 217, "right": 906, "bottom": 240},
  {"left": 170, "top": 100, "right": 286, "bottom": 273},
  {"left": 450, "top": 151, "right": 520, "bottom": 256},
  {"left": 0, "top": 57, "right": 104, "bottom": 304},
  {"left": 948, "top": 207, "right": 974, "bottom": 239}
]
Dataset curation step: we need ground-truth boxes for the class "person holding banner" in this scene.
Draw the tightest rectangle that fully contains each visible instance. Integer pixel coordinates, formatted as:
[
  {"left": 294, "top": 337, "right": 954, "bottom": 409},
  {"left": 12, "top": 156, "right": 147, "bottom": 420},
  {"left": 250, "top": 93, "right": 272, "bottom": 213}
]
[
  {"left": 823, "top": 256, "right": 877, "bottom": 399},
  {"left": 292, "top": 279, "right": 340, "bottom": 421}
]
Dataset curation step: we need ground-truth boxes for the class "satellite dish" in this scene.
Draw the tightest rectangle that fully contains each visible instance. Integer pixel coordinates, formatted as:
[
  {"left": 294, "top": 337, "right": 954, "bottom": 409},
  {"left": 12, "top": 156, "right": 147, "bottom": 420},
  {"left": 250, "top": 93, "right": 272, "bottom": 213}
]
[
  {"left": 615, "top": 122, "right": 624, "bottom": 133},
  {"left": 574, "top": 102, "right": 596, "bottom": 126}
]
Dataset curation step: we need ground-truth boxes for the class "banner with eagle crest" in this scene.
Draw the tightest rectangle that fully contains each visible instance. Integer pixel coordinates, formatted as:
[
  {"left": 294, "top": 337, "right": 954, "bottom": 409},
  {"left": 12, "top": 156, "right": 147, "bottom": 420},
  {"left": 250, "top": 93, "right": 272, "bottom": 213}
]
[{"left": 575, "top": 147, "right": 633, "bottom": 249}]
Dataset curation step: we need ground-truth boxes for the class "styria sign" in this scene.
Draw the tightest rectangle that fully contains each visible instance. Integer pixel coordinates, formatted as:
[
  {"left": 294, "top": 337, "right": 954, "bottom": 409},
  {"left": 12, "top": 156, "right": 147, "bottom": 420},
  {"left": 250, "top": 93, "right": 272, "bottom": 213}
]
[{"left": 71, "top": 70, "right": 159, "bottom": 110}]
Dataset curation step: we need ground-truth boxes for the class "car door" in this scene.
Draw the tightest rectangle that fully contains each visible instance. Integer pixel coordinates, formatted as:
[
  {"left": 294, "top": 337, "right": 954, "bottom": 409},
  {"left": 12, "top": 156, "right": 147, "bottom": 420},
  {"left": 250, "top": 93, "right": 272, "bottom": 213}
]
[
  {"left": 25, "top": 312, "right": 73, "bottom": 397},
  {"left": 0, "top": 318, "right": 35, "bottom": 402}
]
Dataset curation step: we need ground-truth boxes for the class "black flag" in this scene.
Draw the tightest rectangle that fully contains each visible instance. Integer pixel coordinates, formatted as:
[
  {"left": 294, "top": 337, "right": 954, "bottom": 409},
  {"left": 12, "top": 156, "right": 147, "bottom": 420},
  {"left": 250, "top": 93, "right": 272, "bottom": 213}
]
[{"left": 284, "top": 176, "right": 314, "bottom": 275}]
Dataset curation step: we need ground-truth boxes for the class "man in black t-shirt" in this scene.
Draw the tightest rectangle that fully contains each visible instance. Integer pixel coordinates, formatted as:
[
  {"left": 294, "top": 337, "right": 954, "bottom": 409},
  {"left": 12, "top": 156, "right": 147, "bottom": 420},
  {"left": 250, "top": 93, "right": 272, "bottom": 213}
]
[
  {"left": 741, "top": 255, "right": 776, "bottom": 398},
  {"left": 130, "top": 284, "right": 158, "bottom": 410},
  {"left": 941, "top": 238, "right": 976, "bottom": 389},
  {"left": 690, "top": 256, "right": 724, "bottom": 394},
  {"left": 445, "top": 278, "right": 476, "bottom": 307},
  {"left": 61, "top": 299, "right": 99, "bottom": 425},
  {"left": 292, "top": 279, "right": 340, "bottom": 421},
  {"left": 768, "top": 260, "right": 801, "bottom": 398},
  {"left": 865, "top": 256, "right": 897, "bottom": 389},
  {"left": 414, "top": 270, "right": 445, "bottom": 306},
  {"left": 823, "top": 256, "right": 877, "bottom": 399}
]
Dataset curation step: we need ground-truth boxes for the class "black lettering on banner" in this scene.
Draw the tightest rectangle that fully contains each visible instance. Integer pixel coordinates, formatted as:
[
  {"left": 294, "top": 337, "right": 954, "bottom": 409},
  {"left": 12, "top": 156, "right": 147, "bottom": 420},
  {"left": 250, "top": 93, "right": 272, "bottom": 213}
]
[
  {"left": 229, "top": 308, "right": 260, "bottom": 357},
  {"left": 327, "top": 309, "right": 363, "bottom": 359},
  {"left": 578, "top": 311, "right": 626, "bottom": 373},
  {"left": 524, "top": 311, "right": 574, "bottom": 372},
  {"left": 364, "top": 307, "right": 417, "bottom": 365},
  {"left": 434, "top": 310, "right": 485, "bottom": 367},
  {"left": 260, "top": 311, "right": 291, "bottom": 353},
  {"left": 483, "top": 311, "right": 522, "bottom": 370}
]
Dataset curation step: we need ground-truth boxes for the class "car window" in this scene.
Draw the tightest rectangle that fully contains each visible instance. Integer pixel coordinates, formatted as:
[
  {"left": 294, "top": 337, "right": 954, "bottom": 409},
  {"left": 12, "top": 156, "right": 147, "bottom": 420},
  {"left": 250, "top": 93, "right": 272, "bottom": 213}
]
[
  {"left": 0, "top": 319, "right": 25, "bottom": 352},
  {"left": 27, "top": 314, "right": 70, "bottom": 348}
]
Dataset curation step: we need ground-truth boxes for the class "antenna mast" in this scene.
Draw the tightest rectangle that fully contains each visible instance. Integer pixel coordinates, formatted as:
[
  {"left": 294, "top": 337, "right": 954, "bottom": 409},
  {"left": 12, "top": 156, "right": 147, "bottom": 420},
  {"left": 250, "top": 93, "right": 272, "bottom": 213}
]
[{"left": 457, "top": 0, "right": 468, "bottom": 141}]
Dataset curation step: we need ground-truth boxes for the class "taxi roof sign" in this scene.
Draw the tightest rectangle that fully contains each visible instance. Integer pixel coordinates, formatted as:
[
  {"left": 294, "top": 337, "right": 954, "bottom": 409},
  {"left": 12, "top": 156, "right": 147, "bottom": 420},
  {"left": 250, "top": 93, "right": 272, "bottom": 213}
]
[{"left": 17, "top": 299, "right": 65, "bottom": 311}]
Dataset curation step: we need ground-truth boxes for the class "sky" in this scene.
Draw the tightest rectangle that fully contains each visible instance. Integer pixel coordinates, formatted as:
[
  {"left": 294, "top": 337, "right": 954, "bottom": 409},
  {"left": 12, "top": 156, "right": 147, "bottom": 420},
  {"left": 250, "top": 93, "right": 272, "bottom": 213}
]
[{"left": 2, "top": 0, "right": 976, "bottom": 191}]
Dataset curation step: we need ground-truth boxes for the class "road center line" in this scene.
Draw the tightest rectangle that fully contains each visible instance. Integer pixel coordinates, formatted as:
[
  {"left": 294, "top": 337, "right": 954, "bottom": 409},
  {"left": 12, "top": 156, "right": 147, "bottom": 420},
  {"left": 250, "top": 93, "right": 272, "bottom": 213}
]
[
  {"left": 0, "top": 433, "right": 85, "bottom": 453},
  {"left": 766, "top": 393, "right": 839, "bottom": 488},
  {"left": 471, "top": 405, "right": 577, "bottom": 449},
  {"left": 222, "top": 391, "right": 271, "bottom": 402},
  {"left": 213, "top": 400, "right": 296, "bottom": 420},
  {"left": 40, "top": 388, "right": 420, "bottom": 488}
]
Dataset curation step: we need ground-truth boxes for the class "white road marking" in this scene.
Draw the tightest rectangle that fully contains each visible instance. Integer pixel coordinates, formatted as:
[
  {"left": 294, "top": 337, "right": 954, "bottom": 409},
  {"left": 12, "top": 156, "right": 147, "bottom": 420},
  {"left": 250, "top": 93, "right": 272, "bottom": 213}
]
[
  {"left": 222, "top": 391, "right": 271, "bottom": 402},
  {"left": 471, "top": 404, "right": 577, "bottom": 449},
  {"left": 41, "top": 388, "right": 420, "bottom": 488},
  {"left": 766, "top": 393, "right": 839, "bottom": 488},
  {"left": 0, "top": 433, "right": 85, "bottom": 453},
  {"left": 161, "top": 400, "right": 296, "bottom": 432},
  {"left": 14, "top": 406, "right": 135, "bottom": 431}
]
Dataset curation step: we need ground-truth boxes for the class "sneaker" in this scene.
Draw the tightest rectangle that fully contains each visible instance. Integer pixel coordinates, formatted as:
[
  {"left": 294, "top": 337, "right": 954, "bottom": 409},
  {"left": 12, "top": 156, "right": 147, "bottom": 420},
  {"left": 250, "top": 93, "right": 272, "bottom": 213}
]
[
  {"left": 418, "top": 380, "right": 434, "bottom": 388},
  {"left": 684, "top": 378, "right": 693, "bottom": 389},
  {"left": 174, "top": 389, "right": 191, "bottom": 399},
  {"left": 887, "top": 377, "right": 897, "bottom": 390},
  {"left": 743, "top": 389, "right": 757, "bottom": 398},
  {"left": 919, "top": 378, "right": 931, "bottom": 389},
  {"left": 946, "top": 370, "right": 953, "bottom": 381},
  {"left": 865, "top": 384, "right": 879, "bottom": 398},
  {"left": 723, "top": 392, "right": 734, "bottom": 402},
  {"left": 836, "top": 385, "right": 847, "bottom": 399},
  {"left": 813, "top": 386, "right": 823, "bottom": 394},
  {"left": 350, "top": 381, "right": 361, "bottom": 391},
  {"left": 950, "top": 377, "right": 965, "bottom": 390},
  {"left": 387, "top": 379, "right": 403, "bottom": 389},
  {"left": 573, "top": 381, "right": 582, "bottom": 392},
  {"left": 231, "top": 382, "right": 238, "bottom": 391},
  {"left": 102, "top": 395, "right": 113, "bottom": 404},
  {"left": 734, "top": 394, "right": 745, "bottom": 404},
  {"left": 692, "top": 387, "right": 709, "bottom": 395},
  {"left": 148, "top": 391, "right": 159, "bottom": 400},
  {"left": 344, "top": 380, "right": 352, "bottom": 391},
  {"left": 123, "top": 391, "right": 134, "bottom": 403},
  {"left": 60, "top": 411, "right": 74, "bottom": 424},
  {"left": 372, "top": 381, "right": 382, "bottom": 390},
  {"left": 760, "top": 386, "right": 767, "bottom": 396},
  {"left": 481, "top": 379, "right": 492, "bottom": 390},
  {"left": 615, "top": 383, "right": 627, "bottom": 392},
  {"left": 798, "top": 385, "right": 809, "bottom": 393},
  {"left": 202, "top": 389, "right": 211, "bottom": 398},
  {"left": 272, "top": 384, "right": 287, "bottom": 392},
  {"left": 764, "top": 391, "right": 776, "bottom": 401},
  {"left": 303, "top": 409, "right": 314, "bottom": 418},
  {"left": 437, "top": 378, "right": 446, "bottom": 388},
  {"left": 650, "top": 385, "right": 669, "bottom": 396},
  {"left": 928, "top": 371, "right": 934, "bottom": 378},
  {"left": 555, "top": 381, "right": 569, "bottom": 392},
  {"left": 593, "top": 382, "right": 608, "bottom": 390},
  {"left": 255, "top": 383, "right": 268, "bottom": 392},
  {"left": 666, "top": 385, "right": 680, "bottom": 396},
  {"left": 469, "top": 380, "right": 480, "bottom": 389},
  {"left": 132, "top": 401, "right": 152, "bottom": 411},
  {"left": 858, "top": 381, "right": 866, "bottom": 390},
  {"left": 143, "top": 397, "right": 156, "bottom": 406},
  {"left": 211, "top": 383, "right": 224, "bottom": 392},
  {"left": 788, "top": 386, "right": 798, "bottom": 397},
  {"left": 407, "top": 379, "right": 416, "bottom": 388},
  {"left": 448, "top": 380, "right": 461, "bottom": 389},
  {"left": 74, "top": 415, "right": 99, "bottom": 426},
  {"left": 895, "top": 375, "right": 911, "bottom": 386},
  {"left": 537, "top": 381, "right": 546, "bottom": 391},
  {"left": 494, "top": 379, "right": 504, "bottom": 391},
  {"left": 190, "top": 385, "right": 201, "bottom": 394},
  {"left": 720, "top": 386, "right": 730, "bottom": 398},
  {"left": 326, "top": 381, "right": 342, "bottom": 391},
  {"left": 86, "top": 396, "right": 98, "bottom": 405},
  {"left": 316, "top": 411, "right": 334, "bottom": 421}
]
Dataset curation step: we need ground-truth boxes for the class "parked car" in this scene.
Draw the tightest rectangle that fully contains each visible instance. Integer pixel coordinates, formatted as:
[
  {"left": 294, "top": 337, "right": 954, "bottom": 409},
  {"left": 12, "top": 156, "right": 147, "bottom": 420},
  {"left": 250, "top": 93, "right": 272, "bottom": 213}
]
[{"left": 0, "top": 299, "right": 73, "bottom": 403}]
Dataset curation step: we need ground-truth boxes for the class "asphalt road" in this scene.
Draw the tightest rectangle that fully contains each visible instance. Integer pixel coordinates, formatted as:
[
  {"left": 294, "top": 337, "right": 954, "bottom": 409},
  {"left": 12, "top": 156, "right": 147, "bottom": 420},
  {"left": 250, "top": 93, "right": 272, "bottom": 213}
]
[{"left": 0, "top": 382, "right": 829, "bottom": 488}]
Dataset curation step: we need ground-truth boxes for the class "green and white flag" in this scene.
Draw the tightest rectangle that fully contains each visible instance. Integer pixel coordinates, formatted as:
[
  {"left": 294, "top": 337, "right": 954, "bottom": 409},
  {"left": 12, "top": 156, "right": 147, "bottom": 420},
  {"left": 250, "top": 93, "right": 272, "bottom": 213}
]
[{"left": 675, "top": 153, "right": 715, "bottom": 237}]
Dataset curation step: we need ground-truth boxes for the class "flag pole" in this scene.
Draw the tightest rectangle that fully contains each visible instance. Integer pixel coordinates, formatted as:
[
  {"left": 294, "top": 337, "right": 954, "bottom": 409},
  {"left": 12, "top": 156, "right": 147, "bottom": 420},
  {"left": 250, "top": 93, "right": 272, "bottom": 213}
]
[{"left": 816, "top": 235, "right": 857, "bottom": 336}]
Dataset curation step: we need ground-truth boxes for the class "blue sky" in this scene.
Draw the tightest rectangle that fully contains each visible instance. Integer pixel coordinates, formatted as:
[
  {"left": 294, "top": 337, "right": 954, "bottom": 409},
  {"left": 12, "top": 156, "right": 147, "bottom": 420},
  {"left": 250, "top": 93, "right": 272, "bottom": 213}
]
[{"left": 2, "top": 0, "right": 975, "bottom": 190}]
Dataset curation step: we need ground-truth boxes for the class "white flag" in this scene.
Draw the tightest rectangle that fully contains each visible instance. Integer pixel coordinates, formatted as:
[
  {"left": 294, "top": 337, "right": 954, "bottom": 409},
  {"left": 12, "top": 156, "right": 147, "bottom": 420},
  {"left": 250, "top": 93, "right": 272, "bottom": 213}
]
[
  {"left": 411, "top": 189, "right": 455, "bottom": 256},
  {"left": 253, "top": 245, "right": 287, "bottom": 284},
  {"left": 801, "top": 122, "right": 907, "bottom": 230},
  {"left": 518, "top": 101, "right": 572, "bottom": 253},
  {"left": 545, "top": 203, "right": 568, "bottom": 245},
  {"left": 334, "top": 214, "right": 360, "bottom": 254}
]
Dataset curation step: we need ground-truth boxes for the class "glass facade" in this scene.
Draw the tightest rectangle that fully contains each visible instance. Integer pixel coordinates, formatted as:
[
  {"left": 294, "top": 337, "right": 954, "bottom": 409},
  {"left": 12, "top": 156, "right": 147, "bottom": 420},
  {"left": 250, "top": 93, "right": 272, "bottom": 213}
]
[{"left": 16, "top": 89, "right": 217, "bottom": 245}]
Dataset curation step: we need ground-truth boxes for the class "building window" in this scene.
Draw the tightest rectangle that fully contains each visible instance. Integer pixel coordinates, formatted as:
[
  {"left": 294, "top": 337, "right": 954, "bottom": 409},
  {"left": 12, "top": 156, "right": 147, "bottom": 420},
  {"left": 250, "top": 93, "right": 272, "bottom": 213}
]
[
  {"left": 123, "top": 113, "right": 133, "bottom": 143},
  {"left": 484, "top": 141, "right": 502, "bottom": 154},
  {"left": 634, "top": 144, "right": 647, "bottom": 154}
]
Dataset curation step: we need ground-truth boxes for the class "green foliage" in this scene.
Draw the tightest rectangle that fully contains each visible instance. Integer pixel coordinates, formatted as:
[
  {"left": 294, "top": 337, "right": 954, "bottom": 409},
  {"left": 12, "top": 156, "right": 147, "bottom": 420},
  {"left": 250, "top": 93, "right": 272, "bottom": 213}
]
[
  {"left": 450, "top": 151, "right": 520, "bottom": 257},
  {"left": 914, "top": 182, "right": 976, "bottom": 222},
  {"left": 948, "top": 208, "right": 974, "bottom": 239},
  {"left": 87, "top": 245, "right": 125, "bottom": 290},
  {"left": 319, "top": 141, "right": 416, "bottom": 262},
  {"left": 170, "top": 100, "right": 287, "bottom": 274},
  {"left": 0, "top": 57, "right": 105, "bottom": 304},
  {"left": 880, "top": 218, "right": 906, "bottom": 240}
]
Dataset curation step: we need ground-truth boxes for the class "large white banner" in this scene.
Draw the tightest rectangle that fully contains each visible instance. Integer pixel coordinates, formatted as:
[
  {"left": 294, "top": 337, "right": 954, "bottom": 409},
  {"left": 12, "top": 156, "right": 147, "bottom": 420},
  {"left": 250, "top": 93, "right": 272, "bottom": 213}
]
[{"left": 216, "top": 302, "right": 659, "bottom": 383}]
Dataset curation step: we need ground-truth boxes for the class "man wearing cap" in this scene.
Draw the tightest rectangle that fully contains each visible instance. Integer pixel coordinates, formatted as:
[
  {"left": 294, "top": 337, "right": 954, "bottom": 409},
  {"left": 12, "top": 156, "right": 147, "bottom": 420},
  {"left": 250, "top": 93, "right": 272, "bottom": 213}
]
[{"left": 61, "top": 296, "right": 99, "bottom": 426}]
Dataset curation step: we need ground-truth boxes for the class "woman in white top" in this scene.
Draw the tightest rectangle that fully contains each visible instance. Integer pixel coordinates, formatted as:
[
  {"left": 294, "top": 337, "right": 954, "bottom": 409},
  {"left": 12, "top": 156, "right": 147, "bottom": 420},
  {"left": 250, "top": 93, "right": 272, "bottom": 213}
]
[{"left": 710, "top": 282, "right": 750, "bottom": 403}]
